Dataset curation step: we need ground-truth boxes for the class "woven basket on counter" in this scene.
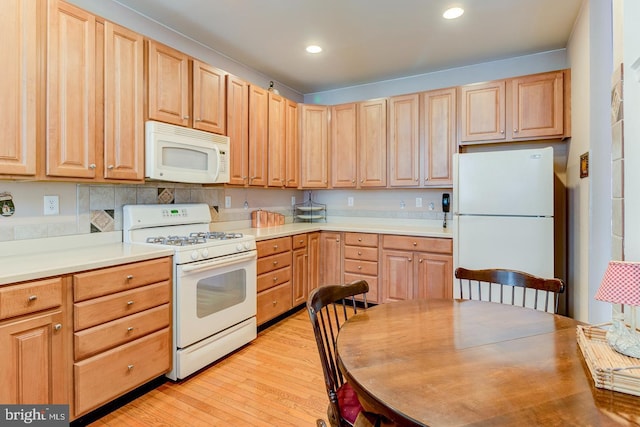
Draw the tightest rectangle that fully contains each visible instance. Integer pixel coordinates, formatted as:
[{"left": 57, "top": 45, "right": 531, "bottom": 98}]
[{"left": 577, "top": 324, "right": 640, "bottom": 396}]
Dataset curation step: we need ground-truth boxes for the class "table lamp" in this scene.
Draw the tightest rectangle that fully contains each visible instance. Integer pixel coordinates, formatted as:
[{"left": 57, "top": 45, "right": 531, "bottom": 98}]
[{"left": 595, "top": 260, "right": 640, "bottom": 358}]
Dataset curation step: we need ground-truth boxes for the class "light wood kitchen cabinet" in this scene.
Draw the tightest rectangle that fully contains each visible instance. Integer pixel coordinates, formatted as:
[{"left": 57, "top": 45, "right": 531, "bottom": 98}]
[
  {"left": 102, "top": 21, "right": 144, "bottom": 181},
  {"left": 0, "top": 0, "right": 40, "bottom": 177},
  {"left": 256, "top": 237, "right": 293, "bottom": 325},
  {"left": 146, "top": 40, "right": 189, "bottom": 127},
  {"left": 268, "top": 92, "right": 286, "bottom": 187},
  {"left": 343, "top": 232, "right": 379, "bottom": 303},
  {"left": 307, "top": 232, "right": 321, "bottom": 294},
  {"left": 381, "top": 235, "right": 453, "bottom": 303},
  {"left": 300, "top": 104, "right": 330, "bottom": 188},
  {"left": 227, "top": 74, "right": 250, "bottom": 186},
  {"left": 72, "top": 257, "right": 172, "bottom": 417},
  {"left": 420, "top": 88, "right": 456, "bottom": 186},
  {"left": 248, "top": 84, "right": 268, "bottom": 187},
  {"left": 192, "top": 60, "right": 226, "bottom": 135},
  {"left": 46, "top": 0, "right": 97, "bottom": 178},
  {"left": 284, "top": 99, "right": 300, "bottom": 188},
  {"left": 389, "top": 94, "right": 420, "bottom": 187},
  {"left": 292, "top": 234, "right": 309, "bottom": 306},
  {"left": 459, "top": 70, "right": 568, "bottom": 144},
  {"left": 319, "top": 231, "right": 342, "bottom": 287},
  {"left": 358, "top": 99, "right": 387, "bottom": 187},
  {"left": 330, "top": 103, "right": 358, "bottom": 188},
  {"left": 0, "top": 277, "right": 68, "bottom": 405}
]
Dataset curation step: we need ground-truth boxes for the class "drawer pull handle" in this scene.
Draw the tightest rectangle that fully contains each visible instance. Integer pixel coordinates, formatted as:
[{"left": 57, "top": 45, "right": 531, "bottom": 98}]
[
  {"left": 126, "top": 275, "right": 134, "bottom": 280},
  {"left": 273, "top": 276, "right": 278, "bottom": 282},
  {"left": 358, "top": 251, "right": 362, "bottom": 255},
  {"left": 127, "top": 364, "right": 134, "bottom": 371},
  {"left": 127, "top": 327, "right": 134, "bottom": 332},
  {"left": 272, "top": 300, "right": 277, "bottom": 306},
  {"left": 273, "top": 245, "right": 278, "bottom": 250},
  {"left": 419, "top": 259, "right": 423, "bottom": 263},
  {"left": 54, "top": 324, "right": 62, "bottom": 331},
  {"left": 28, "top": 295, "right": 37, "bottom": 302},
  {"left": 412, "top": 242, "right": 417, "bottom": 246},
  {"left": 273, "top": 261, "right": 278, "bottom": 266},
  {"left": 358, "top": 238, "right": 362, "bottom": 242},
  {"left": 299, "top": 240, "right": 304, "bottom": 244},
  {"left": 127, "top": 300, "right": 134, "bottom": 306},
  {"left": 357, "top": 266, "right": 362, "bottom": 270}
]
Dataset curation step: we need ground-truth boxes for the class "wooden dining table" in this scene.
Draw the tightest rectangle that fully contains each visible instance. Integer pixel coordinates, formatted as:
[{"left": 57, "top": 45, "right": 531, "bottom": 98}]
[{"left": 336, "top": 299, "right": 640, "bottom": 426}]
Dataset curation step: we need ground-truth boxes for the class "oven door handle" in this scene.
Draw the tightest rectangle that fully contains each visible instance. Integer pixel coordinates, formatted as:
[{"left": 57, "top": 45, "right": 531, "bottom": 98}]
[{"left": 180, "top": 251, "right": 257, "bottom": 273}]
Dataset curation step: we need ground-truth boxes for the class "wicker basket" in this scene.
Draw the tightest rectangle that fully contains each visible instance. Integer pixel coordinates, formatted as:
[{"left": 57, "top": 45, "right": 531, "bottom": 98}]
[{"left": 577, "top": 324, "right": 640, "bottom": 396}]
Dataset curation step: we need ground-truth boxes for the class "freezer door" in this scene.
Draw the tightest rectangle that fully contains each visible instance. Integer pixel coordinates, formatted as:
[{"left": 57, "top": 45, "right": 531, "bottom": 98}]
[
  {"left": 454, "top": 215, "right": 554, "bottom": 278},
  {"left": 456, "top": 147, "right": 554, "bottom": 216}
]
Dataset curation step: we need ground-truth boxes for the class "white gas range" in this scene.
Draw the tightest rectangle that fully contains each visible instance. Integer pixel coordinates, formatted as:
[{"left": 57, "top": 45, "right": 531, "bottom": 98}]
[{"left": 123, "top": 204, "right": 257, "bottom": 380}]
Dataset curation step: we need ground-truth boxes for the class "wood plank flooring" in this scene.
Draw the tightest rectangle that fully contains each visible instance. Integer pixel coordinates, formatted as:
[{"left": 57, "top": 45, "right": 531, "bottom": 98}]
[{"left": 85, "top": 308, "right": 328, "bottom": 426}]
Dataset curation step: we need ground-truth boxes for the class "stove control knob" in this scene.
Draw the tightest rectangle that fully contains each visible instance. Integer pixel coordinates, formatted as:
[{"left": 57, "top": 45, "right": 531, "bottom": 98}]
[
  {"left": 236, "top": 243, "right": 243, "bottom": 252},
  {"left": 191, "top": 251, "right": 199, "bottom": 261},
  {"left": 244, "top": 242, "right": 252, "bottom": 250},
  {"left": 202, "top": 248, "right": 209, "bottom": 258}
]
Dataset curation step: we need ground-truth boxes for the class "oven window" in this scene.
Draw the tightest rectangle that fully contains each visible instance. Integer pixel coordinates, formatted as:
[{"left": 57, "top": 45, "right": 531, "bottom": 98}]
[{"left": 196, "top": 269, "right": 247, "bottom": 318}]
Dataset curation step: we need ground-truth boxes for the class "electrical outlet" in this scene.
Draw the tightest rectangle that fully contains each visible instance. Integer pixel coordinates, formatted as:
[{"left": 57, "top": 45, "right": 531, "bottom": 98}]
[
  {"left": 347, "top": 197, "right": 354, "bottom": 207},
  {"left": 428, "top": 202, "right": 435, "bottom": 211},
  {"left": 44, "top": 195, "right": 59, "bottom": 216},
  {"left": 291, "top": 196, "right": 296, "bottom": 206},
  {"left": 225, "top": 196, "right": 231, "bottom": 209},
  {"left": 416, "top": 197, "right": 423, "bottom": 208}
]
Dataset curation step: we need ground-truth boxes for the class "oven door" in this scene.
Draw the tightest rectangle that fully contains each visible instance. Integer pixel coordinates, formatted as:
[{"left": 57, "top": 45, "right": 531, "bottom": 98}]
[{"left": 176, "top": 250, "right": 257, "bottom": 348}]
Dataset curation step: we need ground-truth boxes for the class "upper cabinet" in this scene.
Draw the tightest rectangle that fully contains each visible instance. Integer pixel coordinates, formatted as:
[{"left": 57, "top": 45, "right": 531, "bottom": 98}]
[
  {"left": 147, "top": 40, "right": 227, "bottom": 135},
  {"left": 0, "top": 0, "right": 40, "bottom": 178},
  {"left": 330, "top": 103, "right": 358, "bottom": 188},
  {"left": 389, "top": 94, "right": 420, "bottom": 187},
  {"left": 267, "top": 92, "right": 286, "bottom": 187},
  {"left": 227, "top": 75, "right": 249, "bottom": 186},
  {"left": 300, "top": 104, "right": 330, "bottom": 188},
  {"left": 248, "top": 84, "right": 268, "bottom": 187},
  {"left": 358, "top": 99, "right": 387, "bottom": 187},
  {"left": 459, "top": 70, "right": 569, "bottom": 144},
  {"left": 284, "top": 99, "right": 300, "bottom": 188},
  {"left": 420, "top": 88, "right": 456, "bottom": 186}
]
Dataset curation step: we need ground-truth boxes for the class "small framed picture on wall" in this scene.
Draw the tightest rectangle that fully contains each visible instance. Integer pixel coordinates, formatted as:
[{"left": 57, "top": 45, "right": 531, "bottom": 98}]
[{"left": 580, "top": 152, "right": 589, "bottom": 179}]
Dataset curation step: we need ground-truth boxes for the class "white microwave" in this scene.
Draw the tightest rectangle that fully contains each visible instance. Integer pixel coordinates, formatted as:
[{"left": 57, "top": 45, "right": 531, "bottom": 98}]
[{"left": 145, "top": 121, "right": 230, "bottom": 184}]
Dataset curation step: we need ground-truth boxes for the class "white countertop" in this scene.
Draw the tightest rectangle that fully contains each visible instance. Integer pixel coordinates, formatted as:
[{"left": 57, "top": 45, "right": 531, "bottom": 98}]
[{"left": 0, "top": 232, "right": 173, "bottom": 286}]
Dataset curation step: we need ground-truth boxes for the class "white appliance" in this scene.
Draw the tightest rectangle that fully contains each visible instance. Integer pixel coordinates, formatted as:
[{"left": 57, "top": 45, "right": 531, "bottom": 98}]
[
  {"left": 453, "top": 147, "right": 554, "bottom": 282},
  {"left": 123, "top": 204, "right": 256, "bottom": 380},
  {"left": 145, "top": 120, "right": 230, "bottom": 184}
]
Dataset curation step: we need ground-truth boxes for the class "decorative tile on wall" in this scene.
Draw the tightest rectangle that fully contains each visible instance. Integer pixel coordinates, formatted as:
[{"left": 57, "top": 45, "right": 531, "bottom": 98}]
[
  {"left": 91, "top": 209, "right": 115, "bottom": 233},
  {"left": 611, "top": 64, "right": 625, "bottom": 260},
  {"left": 157, "top": 188, "right": 175, "bottom": 204}
]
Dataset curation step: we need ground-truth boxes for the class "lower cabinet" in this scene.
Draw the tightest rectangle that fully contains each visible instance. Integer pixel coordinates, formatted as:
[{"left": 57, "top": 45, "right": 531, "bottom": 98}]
[
  {"left": 292, "top": 234, "right": 309, "bottom": 306},
  {"left": 256, "top": 236, "right": 293, "bottom": 325},
  {"left": 343, "top": 232, "right": 380, "bottom": 303},
  {"left": 380, "top": 235, "right": 453, "bottom": 303},
  {"left": 319, "top": 231, "right": 342, "bottom": 287}
]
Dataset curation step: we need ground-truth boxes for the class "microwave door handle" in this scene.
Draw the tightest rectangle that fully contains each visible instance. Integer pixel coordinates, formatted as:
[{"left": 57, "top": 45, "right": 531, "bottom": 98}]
[
  {"left": 180, "top": 251, "right": 256, "bottom": 274},
  {"left": 211, "top": 145, "right": 221, "bottom": 181}
]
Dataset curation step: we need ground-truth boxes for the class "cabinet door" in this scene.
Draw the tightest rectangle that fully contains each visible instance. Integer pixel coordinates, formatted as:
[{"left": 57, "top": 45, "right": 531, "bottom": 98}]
[
  {"left": 267, "top": 92, "right": 286, "bottom": 187},
  {"left": 0, "top": 0, "right": 38, "bottom": 176},
  {"left": 103, "top": 21, "right": 144, "bottom": 181},
  {"left": 226, "top": 75, "right": 249, "bottom": 186},
  {"left": 358, "top": 99, "right": 387, "bottom": 187},
  {"left": 459, "top": 81, "right": 505, "bottom": 142},
  {"left": 300, "top": 104, "right": 329, "bottom": 188},
  {"left": 0, "top": 310, "right": 66, "bottom": 404},
  {"left": 319, "top": 232, "right": 342, "bottom": 287},
  {"left": 307, "top": 232, "right": 321, "bottom": 293},
  {"left": 292, "top": 247, "right": 308, "bottom": 306},
  {"left": 47, "top": 0, "right": 96, "bottom": 178},
  {"left": 511, "top": 71, "right": 564, "bottom": 139},
  {"left": 415, "top": 252, "right": 453, "bottom": 299},
  {"left": 284, "top": 99, "right": 300, "bottom": 188},
  {"left": 330, "top": 103, "right": 358, "bottom": 188},
  {"left": 147, "top": 40, "right": 189, "bottom": 127},
  {"left": 248, "top": 84, "right": 268, "bottom": 187},
  {"left": 389, "top": 94, "right": 419, "bottom": 187},
  {"left": 381, "top": 250, "right": 414, "bottom": 303},
  {"left": 193, "top": 60, "right": 226, "bottom": 135},
  {"left": 421, "top": 88, "right": 456, "bottom": 186}
]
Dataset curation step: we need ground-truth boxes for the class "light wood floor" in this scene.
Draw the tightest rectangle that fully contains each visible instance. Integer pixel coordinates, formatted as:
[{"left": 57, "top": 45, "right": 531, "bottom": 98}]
[{"left": 86, "top": 308, "right": 328, "bottom": 426}]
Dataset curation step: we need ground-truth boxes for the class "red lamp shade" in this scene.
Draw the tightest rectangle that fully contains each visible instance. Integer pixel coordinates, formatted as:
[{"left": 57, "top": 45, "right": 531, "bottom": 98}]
[{"left": 595, "top": 261, "right": 640, "bottom": 306}]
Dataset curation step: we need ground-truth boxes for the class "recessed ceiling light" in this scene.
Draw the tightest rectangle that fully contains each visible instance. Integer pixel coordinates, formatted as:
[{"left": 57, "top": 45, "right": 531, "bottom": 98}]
[
  {"left": 443, "top": 7, "right": 464, "bottom": 20},
  {"left": 306, "top": 45, "right": 322, "bottom": 54}
]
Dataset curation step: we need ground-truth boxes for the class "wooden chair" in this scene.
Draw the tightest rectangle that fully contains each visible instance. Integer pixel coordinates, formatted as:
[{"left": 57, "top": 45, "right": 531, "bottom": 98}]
[
  {"left": 307, "top": 280, "right": 370, "bottom": 427},
  {"left": 454, "top": 267, "right": 565, "bottom": 313}
]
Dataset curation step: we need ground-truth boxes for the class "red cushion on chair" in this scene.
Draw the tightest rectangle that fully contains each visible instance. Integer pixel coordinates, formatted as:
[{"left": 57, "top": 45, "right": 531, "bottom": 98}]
[{"left": 337, "top": 382, "right": 364, "bottom": 424}]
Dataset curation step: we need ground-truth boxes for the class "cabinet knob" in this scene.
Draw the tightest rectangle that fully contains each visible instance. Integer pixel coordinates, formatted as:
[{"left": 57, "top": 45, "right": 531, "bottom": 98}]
[
  {"left": 28, "top": 295, "right": 38, "bottom": 302},
  {"left": 358, "top": 238, "right": 362, "bottom": 242},
  {"left": 358, "top": 251, "right": 362, "bottom": 255},
  {"left": 299, "top": 239, "right": 304, "bottom": 244},
  {"left": 273, "top": 260, "right": 279, "bottom": 266},
  {"left": 513, "top": 128, "right": 518, "bottom": 133},
  {"left": 358, "top": 266, "right": 362, "bottom": 270},
  {"left": 127, "top": 300, "right": 134, "bottom": 306},
  {"left": 196, "top": 118, "right": 201, "bottom": 122},
  {"left": 273, "top": 245, "right": 278, "bottom": 250},
  {"left": 272, "top": 300, "right": 278, "bottom": 306},
  {"left": 273, "top": 276, "right": 278, "bottom": 282},
  {"left": 407, "top": 258, "right": 412, "bottom": 262},
  {"left": 412, "top": 242, "right": 417, "bottom": 246},
  {"left": 89, "top": 163, "right": 96, "bottom": 169},
  {"left": 419, "top": 258, "right": 423, "bottom": 263},
  {"left": 53, "top": 324, "right": 62, "bottom": 331},
  {"left": 335, "top": 239, "right": 340, "bottom": 243},
  {"left": 500, "top": 130, "right": 505, "bottom": 134},
  {"left": 127, "top": 327, "right": 134, "bottom": 332},
  {"left": 107, "top": 165, "right": 114, "bottom": 170},
  {"left": 351, "top": 179, "right": 356, "bottom": 183},
  {"left": 126, "top": 274, "right": 134, "bottom": 280},
  {"left": 183, "top": 116, "right": 190, "bottom": 120},
  {"left": 127, "top": 364, "right": 134, "bottom": 371}
]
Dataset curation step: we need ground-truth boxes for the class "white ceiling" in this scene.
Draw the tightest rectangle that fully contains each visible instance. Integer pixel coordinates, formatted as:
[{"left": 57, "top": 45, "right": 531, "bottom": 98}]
[{"left": 113, "top": 0, "right": 584, "bottom": 94}]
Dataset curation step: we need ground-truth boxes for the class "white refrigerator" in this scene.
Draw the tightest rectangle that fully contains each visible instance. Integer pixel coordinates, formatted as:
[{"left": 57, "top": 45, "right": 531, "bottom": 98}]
[{"left": 453, "top": 147, "right": 554, "bottom": 282}]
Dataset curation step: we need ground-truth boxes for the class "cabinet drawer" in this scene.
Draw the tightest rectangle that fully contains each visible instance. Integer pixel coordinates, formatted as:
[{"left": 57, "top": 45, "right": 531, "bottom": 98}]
[
  {"left": 344, "top": 245, "right": 378, "bottom": 262},
  {"left": 74, "top": 328, "right": 170, "bottom": 417},
  {"left": 0, "top": 278, "right": 62, "bottom": 320},
  {"left": 256, "top": 236, "right": 292, "bottom": 257},
  {"left": 344, "top": 259, "right": 378, "bottom": 276},
  {"left": 257, "top": 251, "right": 292, "bottom": 275},
  {"left": 74, "top": 281, "right": 170, "bottom": 331},
  {"left": 74, "top": 257, "right": 172, "bottom": 302},
  {"left": 344, "top": 273, "right": 378, "bottom": 304},
  {"left": 382, "top": 235, "right": 452, "bottom": 254},
  {"left": 292, "top": 234, "right": 308, "bottom": 250},
  {"left": 257, "top": 282, "right": 292, "bottom": 325},
  {"left": 257, "top": 266, "right": 292, "bottom": 293},
  {"left": 344, "top": 232, "right": 378, "bottom": 247},
  {"left": 74, "top": 304, "right": 170, "bottom": 360}
]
